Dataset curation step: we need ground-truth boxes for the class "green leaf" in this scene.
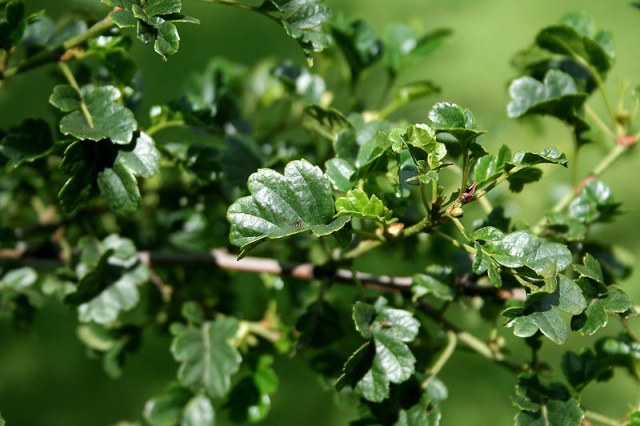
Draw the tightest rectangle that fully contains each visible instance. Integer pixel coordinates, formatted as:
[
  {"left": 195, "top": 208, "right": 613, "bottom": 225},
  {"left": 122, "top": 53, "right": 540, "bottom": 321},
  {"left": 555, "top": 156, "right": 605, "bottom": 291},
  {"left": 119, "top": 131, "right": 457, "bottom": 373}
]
[
  {"left": 59, "top": 132, "right": 159, "bottom": 215},
  {"left": 412, "top": 265, "right": 455, "bottom": 302},
  {"left": 335, "top": 189, "right": 396, "bottom": 225},
  {"left": 393, "top": 80, "right": 440, "bottom": 104},
  {"left": 399, "top": 124, "right": 447, "bottom": 171},
  {"left": 264, "top": 0, "right": 332, "bottom": 65},
  {"left": 0, "top": 118, "right": 53, "bottom": 170},
  {"left": 143, "top": 384, "right": 194, "bottom": 426},
  {"left": 68, "top": 235, "right": 149, "bottom": 324},
  {"left": 343, "top": 298, "right": 420, "bottom": 402},
  {"left": 225, "top": 355, "right": 278, "bottom": 423},
  {"left": 386, "top": 24, "right": 452, "bottom": 77},
  {"left": 227, "top": 159, "right": 350, "bottom": 258},
  {"left": 182, "top": 394, "right": 215, "bottom": 426},
  {"left": 51, "top": 84, "right": 137, "bottom": 145},
  {"left": 482, "top": 230, "right": 573, "bottom": 279},
  {"left": 503, "top": 276, "right": 587, "bottom": 344},
  {"left": 171, "top": 317, "right": 242, "bottom": 398},
  {"left": 304, "top": 104, "right": 353, "bottom": 142},
  {"left": 515, "top": 399, "right": 583, "bottom": 426},
  {"left": 473, "top": 145, "right": 511, "bottom": 186},
  {"left": 574, "top": 253, "right": 604, "bottom": 285},
  {"left": 325, "top": 157, "right": 356, "bottom": 191},
  {"left": 154, "top": 21, "right": 179, "bottom": 59},
  {"left": 296, "top": 300, "right": 345, "bottom": 348},
  {"left": 507, "top": 147, "right": 568, "bottom": 169},
  {"left": 428, "top": 102, "right": 486, "bottom": 155},
  {"left": 507, "top": 70, "right": 589, "bottom": 141},
  {"left": 568, "top": 180, "right": 621, "bottom": 224},
  {"left": 0, "top": 0, "right": 29, "bottom": 50},
  {"left": 536, "top": 11, "right": 614, "bottom": 77},
  {"left": 571, "top": 279, "right": 634, "bottom": 336},
  {"left": 331, "top": 17, "right": 382, "bottom": 81},
  {"left": 394, "top": 393, "right": 442, "bottom": 426}
]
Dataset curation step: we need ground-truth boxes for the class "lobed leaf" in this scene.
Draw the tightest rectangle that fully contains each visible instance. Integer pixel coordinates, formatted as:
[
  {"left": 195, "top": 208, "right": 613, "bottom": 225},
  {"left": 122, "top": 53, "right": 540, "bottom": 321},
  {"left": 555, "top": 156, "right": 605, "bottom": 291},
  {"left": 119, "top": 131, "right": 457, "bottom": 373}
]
[
  {"left": 171, "top": 317, "right": 242, "bottom": 398},
  {"left": 335, "top": 189, "right": 396, "bottom": 225},
  {"left": 227, "top": 159, "right": 350, "bottom": 258},
  {"left": 568, "top": 180, "right": 621, "bottom": 225}
]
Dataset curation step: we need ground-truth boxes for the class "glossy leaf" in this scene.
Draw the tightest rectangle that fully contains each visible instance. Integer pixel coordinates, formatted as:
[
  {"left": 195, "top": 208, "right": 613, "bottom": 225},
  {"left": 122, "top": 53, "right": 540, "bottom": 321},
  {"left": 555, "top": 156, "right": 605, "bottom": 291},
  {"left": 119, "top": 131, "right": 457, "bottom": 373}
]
[
  {"left": 482, "top": 230, "right": 572, "bottom": 279},
  {"left": 50, "top": 84, "right": 137, "bottom": 145},
  {"left": 502, "top": 276, "right": 587, "bottom": 344},
  {"left": 335, "top": 189, "right": 396, "bottom": 225},
  {"left": 171, "top": 317, "right": 242, "bottom": 398},
  {"left": 474, "top": 145, "right": 511, "bottom": 186},
  {"left": 227, "top": 159, "right": 350, "bottom": 258},
  {"left": 262, "top": 0, "right": 332, "bottom": 65},
  {"left": 568, "top": 180, "right": 621, "bottom": 224},
  {"left": 325, "top": 157, "right": 356, "bottom": 191},
  {"left": 507, "top": 70, "right": 589, "bottom": 141},
  {"left": 507, "top": 147, "right": 568, "bottom": 170},
  {"left": 0, "top": 118, "right": 53, "bottom": 170},
  {"left": 515, "top": 399, "right": 583, "bottom": 426},
  {"left": 428, "top": 102, "right": 486, "bottom": 157},
  {"left": 182, "top": 395, "right": 214, "bottom": 426},
  {"left": 339, "top": 298, "right": 420, "bottom": 402}
]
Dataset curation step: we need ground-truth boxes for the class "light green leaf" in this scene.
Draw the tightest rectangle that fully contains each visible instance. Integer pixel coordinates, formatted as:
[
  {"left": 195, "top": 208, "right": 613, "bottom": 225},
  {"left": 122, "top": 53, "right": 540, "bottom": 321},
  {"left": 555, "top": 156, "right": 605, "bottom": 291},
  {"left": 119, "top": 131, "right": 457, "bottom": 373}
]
[
  {"left": 335, "top": 189, "right": 396, "bottom": 225},
  {"left": 171, "top": 317, "right": 242, "bottom": 398},
  {"left": 182, "top": 394, "right": 215, "bottom": 426},
  {"left": 227, "top": 159, "right": 350, "bottom": 258},
  {"left": 507, "top": 147, "right": 568, "bottom": 169},
  {"left": 51, "top": 84, "right": 137, "bottom": 145},
  {"left": 568, "top": 180, "right": 621, "bottom": 224},
  {"left": 474, "top": 145, "right": 511, "bottom": 186},
  {"left": 325, "top": 157, "right": 356, "bottom": 191}
]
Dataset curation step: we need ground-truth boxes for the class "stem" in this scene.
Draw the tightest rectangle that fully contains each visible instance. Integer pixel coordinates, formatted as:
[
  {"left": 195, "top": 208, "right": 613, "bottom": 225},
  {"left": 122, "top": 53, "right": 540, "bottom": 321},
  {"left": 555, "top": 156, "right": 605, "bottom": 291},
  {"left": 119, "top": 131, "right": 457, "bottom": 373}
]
[
  {"left": 1, "top": 16, "right": 115, "bottom": 79},
  {"left": 145, "top": 120, "right": 186, "bottom": 137},
  {"left": 449, "top": 216, "right": 472, "bottom": 243},
  {"left": 585, "top": 105, "right": 615, "bottom": 141},
  {"left": 419, "top": 181, "right": 432, "bottom": 216},
  {"left": 432, "top": 229, "right": 476, "bottom": 254},
  {"left": 59, "top": 62, "right": 94, "bottom": 128},
  {"left": 584, "top": 410, "right": 623, "bottom": 426},
  {"left": 422, "top": 330, "right": 457, "bottom": 387},
  {"left": 402, "top": 217, "right": 431, "bottom": 237},
  {"left": 198, "top": 0, "right": 262, "bottom": 13},
  {"left": 592, "top": 144, "right": 628, "bottom": 177}
]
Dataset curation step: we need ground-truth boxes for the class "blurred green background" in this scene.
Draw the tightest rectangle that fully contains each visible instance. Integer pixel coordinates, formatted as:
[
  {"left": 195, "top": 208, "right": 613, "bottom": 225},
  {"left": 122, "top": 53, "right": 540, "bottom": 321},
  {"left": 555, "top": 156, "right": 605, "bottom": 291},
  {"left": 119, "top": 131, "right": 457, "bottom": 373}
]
[{"left": 1, "top": 0, "right": 640, "bottom": 425}]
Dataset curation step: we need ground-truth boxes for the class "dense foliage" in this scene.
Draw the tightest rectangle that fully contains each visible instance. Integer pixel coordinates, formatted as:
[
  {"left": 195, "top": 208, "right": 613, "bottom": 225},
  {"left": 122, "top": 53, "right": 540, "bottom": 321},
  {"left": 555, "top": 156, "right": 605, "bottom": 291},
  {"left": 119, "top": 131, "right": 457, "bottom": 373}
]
[{"left": 0, "top": 0, "right": 639, "bottom": 425}]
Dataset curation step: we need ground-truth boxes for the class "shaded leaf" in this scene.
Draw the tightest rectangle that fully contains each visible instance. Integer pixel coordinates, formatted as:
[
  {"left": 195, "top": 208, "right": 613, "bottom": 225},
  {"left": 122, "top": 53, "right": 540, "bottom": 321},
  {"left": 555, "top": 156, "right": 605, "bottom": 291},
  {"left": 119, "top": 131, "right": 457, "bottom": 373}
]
[
  {"left": 296, "top": 300, "right": 345, "bottom": 348},
  {"left": 386, "top": 24, "right": 452, "bottom": 77},
  {"left": 412, "top": 265, "right": 455, "bottom": 302},
  {"left": 0, "top": 118, "right": 53, "bottom": 170},
  {"left": 227, "top": 159, "right": 350, "bottom": 258},
  {"left": 171, "top": 317, "right": 242, "bottom": 398},
  {"left": 332, "top": 16, "right": 382, "bottom": 81},
  {"left": 568, "top": 180, "right": 621, "bottom": 224},
  {"left": 225, "top": 355, "right": 278, "bottom": 423},
  {"left": 143, "top": 384, "right": 193, "bottom": 426}
]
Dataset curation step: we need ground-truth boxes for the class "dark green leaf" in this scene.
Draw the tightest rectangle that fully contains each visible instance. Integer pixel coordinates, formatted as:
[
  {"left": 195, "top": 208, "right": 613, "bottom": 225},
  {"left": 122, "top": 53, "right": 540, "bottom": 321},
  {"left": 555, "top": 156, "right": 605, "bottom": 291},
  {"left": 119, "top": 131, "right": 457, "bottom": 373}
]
[
  {"left": 428, "top": 102, "right": 486, "bottom": 151},
  {"left": 507, "top": 147, "right": 568, "bottom": 169},
  {"left": 225, "top": 355, "right": 278, "bottom": 423},
  {"left": 304, "top": 105, "right": 353, "bottom": 142},
  {"left": 503, "top": 276, "right": 587, "bottom": 344},
  {"left": 332, "top": 17, "right": 383, "bottom": 81},
  {"left": 0, "top": 0, "right": 28, "bottom": 50},
  {"left": 346, "top": 298, "right": 420, "bottom": 402},
  {"left": 171, "top": 317, "right": 242, "bottom": 398},
  {"left": 574, "top": 253, "right": 604, "bottom": 284},
  {"left": 154, "top": 21, "right": 179, "bottom": 60},
  {"left": 572, "top": 276, "right": 634, "bottom": 336},
  {"left": 296, "top": 300, "right": 345, "bottom": 348},
  {"left": 515, "top": 399, "right": 583, "bottom": 426},
  {"left": 0, "top": 118, "right": 53, "bottom": 170},
  {"left": 325, "top": 157, "right": 356, "bottom": 191},
  {"left": 394, "top": 393, "right": 442, "bottom": 426},
  {"left": 227, "top": 159, "right": 350, "bottom": 258}
]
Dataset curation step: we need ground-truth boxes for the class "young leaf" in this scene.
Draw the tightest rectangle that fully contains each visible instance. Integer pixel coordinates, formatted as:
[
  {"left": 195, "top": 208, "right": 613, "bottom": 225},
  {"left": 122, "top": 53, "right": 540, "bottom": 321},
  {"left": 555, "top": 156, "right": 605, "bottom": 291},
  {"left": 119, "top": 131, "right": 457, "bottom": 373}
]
[
  {"left": 227, "top": 159, "right": 350, "bottom": 258},
  {"left": 170, "top": 317, "right": 242, "bottom": 398},
  {"left": 568, "top": 180, "right": 621, "bottom": 225},
  {"left": 335, "top": 189, "right": 397, "bottom": 225},
  {"left": 502, "top": 276, "right": 587, "bottom": 344},
  {"left": 50, "top": 84, "right": 137, "bottom": 145},
  {"left": 474, "top": 145, "right": 511, "bottom": 186}
]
